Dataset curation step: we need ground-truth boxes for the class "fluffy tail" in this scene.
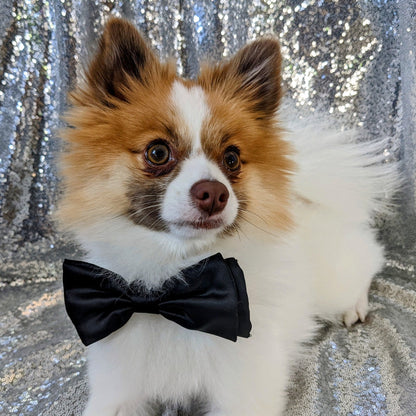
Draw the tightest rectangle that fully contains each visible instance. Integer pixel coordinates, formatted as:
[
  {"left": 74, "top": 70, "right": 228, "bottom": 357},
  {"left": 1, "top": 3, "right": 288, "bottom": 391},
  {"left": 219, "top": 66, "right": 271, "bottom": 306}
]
[{"left": 283, "top": 113, "right": 401, "bottom": 223}]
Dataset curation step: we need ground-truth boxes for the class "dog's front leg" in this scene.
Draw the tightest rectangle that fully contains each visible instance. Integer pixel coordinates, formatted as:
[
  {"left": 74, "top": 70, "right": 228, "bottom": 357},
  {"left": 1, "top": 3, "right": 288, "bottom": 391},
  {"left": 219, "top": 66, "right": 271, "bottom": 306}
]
[{"left": 202, "top": 339, "right": 291, "bottom": 416}]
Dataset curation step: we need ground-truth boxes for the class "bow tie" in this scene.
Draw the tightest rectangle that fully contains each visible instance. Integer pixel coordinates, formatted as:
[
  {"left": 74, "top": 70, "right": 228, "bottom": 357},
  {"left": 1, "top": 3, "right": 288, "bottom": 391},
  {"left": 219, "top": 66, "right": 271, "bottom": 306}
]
[{"left": 63, "top": 253, "right": 252, "bottom": 346}]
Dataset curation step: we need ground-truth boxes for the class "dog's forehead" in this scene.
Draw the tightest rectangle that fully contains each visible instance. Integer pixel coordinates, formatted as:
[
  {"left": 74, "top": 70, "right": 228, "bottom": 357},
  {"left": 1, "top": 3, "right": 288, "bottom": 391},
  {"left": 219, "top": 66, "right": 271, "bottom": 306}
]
[{"left": 170, "top": 80, "right": 209, "bottom": 154}]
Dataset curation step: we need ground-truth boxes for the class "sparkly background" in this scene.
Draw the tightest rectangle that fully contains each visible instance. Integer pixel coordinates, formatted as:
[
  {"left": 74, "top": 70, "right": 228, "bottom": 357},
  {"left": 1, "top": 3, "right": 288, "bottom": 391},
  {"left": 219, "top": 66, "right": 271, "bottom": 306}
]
[{"left": 0, "top": 1, "right": 415, "bottom": 415}]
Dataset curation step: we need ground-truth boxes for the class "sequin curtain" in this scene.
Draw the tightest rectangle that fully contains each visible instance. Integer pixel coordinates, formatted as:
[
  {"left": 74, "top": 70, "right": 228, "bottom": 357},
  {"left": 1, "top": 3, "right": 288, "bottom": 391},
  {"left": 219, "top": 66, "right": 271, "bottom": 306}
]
[{"left": 0, "top": 1, "right": 415, "bottom": 415}]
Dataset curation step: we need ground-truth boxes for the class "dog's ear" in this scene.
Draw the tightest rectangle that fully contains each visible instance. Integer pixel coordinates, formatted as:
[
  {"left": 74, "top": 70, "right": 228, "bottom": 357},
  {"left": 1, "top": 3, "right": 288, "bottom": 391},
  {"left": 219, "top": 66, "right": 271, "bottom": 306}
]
[
  {"left": 84, "top": 18, "right": 160, "bottom": 106},
  {"left": 200, "top": 38, "right": 283, "bottom": 120}
]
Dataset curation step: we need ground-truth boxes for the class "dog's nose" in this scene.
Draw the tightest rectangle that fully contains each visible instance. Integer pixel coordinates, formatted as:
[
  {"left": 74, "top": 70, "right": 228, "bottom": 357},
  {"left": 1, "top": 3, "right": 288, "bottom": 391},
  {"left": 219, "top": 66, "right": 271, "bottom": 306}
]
[{"left": 190, "top": 180, "right": 229, "bottom": 216}]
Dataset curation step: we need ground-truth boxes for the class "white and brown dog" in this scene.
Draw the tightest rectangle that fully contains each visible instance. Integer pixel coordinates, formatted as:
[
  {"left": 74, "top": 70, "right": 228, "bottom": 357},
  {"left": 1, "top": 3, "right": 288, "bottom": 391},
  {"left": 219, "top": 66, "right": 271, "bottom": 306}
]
[{"left": 58, "top": 18, "right": 396, "bottom": 416}]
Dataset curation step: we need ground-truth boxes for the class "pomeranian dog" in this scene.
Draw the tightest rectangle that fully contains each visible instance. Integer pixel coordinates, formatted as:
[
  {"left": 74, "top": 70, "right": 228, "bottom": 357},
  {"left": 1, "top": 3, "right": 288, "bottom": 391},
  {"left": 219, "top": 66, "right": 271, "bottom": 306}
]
[{"left": 58, "top": 17, "right": 396, "bottom": 416}]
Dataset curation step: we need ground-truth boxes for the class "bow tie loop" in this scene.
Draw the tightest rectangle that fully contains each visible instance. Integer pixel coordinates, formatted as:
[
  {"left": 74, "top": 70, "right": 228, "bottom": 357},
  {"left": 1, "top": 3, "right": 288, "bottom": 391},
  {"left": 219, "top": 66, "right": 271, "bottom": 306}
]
[{"left": 63, "top": 253, "right": 252, "bottom": 346}]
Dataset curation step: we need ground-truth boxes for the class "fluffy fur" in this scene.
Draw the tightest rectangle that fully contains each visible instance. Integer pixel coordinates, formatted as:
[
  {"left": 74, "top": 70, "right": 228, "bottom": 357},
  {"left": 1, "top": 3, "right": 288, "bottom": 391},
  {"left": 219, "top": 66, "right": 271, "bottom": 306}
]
[{"left": 58, "top": 18, "right": 397, "bottom": 416}]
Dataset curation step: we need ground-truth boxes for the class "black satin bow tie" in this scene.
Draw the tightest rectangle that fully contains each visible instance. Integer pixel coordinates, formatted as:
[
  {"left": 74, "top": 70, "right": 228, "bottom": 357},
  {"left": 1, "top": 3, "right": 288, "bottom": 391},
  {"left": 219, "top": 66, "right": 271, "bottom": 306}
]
[{"left": 63, "top": 253, "right": 251, "bottom": 346}]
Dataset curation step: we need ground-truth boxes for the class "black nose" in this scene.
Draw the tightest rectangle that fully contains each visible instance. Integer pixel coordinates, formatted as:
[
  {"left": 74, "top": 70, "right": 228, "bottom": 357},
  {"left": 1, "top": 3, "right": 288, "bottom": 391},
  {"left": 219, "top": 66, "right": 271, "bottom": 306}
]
[{"left": 190, "top": 180, "right": 229, "bottom": 216}]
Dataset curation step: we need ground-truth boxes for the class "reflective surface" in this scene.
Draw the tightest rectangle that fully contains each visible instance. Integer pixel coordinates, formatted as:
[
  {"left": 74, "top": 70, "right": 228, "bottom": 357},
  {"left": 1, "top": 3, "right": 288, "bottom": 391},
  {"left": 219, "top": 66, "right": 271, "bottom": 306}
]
[{"left": 0, "top": 1, "right": 415, "bottom": 415}]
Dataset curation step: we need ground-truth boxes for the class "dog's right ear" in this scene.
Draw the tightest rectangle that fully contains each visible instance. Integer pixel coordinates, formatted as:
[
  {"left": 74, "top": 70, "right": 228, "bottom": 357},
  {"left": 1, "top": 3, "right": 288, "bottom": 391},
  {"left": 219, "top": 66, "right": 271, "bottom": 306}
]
[
  {"left": 82, "top": 18, "right": 160, "bottom": 106},
  {"left": 198, "top": 38, "right": 282, "bottom": 120}
]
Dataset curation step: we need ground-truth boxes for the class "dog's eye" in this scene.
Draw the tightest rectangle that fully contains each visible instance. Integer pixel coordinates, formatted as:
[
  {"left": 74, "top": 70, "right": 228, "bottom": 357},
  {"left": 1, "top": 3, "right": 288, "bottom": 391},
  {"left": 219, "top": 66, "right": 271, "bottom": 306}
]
[
  {"left": 146, "top": 142, "right": 170, "bottom": 165},
  {"left": 223, "top": 147, "right": 241, "bottom": 172}
]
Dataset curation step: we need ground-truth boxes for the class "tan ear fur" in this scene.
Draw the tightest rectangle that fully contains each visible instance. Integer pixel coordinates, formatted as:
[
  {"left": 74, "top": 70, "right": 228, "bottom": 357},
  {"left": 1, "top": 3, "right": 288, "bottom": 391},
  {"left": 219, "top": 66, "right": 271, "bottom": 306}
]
[
  {"left": 74, "top": 17, "right": 162, "bottom": 107},
  {"left": 198, "top": 38, "right": 283, "bottom": 120}
]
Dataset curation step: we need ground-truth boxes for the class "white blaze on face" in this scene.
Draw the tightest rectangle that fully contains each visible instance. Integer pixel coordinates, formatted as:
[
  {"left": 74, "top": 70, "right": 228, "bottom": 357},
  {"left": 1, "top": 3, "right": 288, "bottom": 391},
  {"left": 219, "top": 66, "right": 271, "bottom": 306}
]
[
  {"left": 169, "top": 81, "right": 207, "bottom": 152},
  {"left": 161, "top": 81, "right": 239, "bottom": 239}
]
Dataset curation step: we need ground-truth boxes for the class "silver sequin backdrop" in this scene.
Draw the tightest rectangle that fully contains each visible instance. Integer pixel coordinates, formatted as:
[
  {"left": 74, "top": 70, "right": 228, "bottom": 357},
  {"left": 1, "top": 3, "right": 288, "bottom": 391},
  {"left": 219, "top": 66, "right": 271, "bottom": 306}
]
[{"left": 0, "top": 1, "right": 415, "bottom": 415}]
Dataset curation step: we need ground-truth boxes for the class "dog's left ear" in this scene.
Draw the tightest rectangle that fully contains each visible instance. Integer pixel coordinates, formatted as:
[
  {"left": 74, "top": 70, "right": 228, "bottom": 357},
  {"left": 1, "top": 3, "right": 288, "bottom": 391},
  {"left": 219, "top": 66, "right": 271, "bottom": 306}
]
[
  {"left": 200, "top": 38, "right": 283, "bottom": 120},
  {"left": 84, "top": 18, "right": 161, "bottom": 106}
]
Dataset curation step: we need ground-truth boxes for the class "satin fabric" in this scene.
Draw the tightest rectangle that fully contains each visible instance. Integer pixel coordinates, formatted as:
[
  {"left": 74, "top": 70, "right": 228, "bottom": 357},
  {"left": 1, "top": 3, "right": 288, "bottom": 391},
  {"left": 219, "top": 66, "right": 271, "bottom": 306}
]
[{"left": 63, "top": 253, "right": 251, "bottom": 346}]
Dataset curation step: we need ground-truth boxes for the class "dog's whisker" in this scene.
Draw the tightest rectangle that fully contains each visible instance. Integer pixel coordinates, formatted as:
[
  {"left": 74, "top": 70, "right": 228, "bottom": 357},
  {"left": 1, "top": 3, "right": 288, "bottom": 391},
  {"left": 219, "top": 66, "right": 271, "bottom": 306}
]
[
  {"left": 238, "top": 207, "right": 270, "bottom": 226},
  {"left": 126, "top": 201, "right": 163, "bottom": 221},
  {"left": 239, "top": 215, "right": 279, "bottom": 238}
]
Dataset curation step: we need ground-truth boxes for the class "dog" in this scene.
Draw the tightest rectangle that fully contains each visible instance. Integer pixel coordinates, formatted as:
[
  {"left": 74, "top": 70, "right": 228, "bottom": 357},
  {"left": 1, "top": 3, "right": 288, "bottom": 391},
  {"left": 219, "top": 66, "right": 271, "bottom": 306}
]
[{"left": 57, "top": 17, "right": 396, "bottom": 416}]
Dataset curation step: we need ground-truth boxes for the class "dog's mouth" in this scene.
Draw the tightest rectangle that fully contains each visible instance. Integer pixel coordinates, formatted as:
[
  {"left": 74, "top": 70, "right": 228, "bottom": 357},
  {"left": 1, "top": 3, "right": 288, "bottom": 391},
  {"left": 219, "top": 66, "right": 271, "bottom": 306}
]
[{"left": 172, "top": 218, "right": 224, "bottom": 230}]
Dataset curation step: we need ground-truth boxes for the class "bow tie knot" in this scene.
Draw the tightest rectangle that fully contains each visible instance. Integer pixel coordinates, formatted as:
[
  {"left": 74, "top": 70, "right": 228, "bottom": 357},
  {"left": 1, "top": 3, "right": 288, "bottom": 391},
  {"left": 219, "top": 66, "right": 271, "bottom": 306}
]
[
  {"left": 130, "top": 295, "right": 159, "bottom": 314},
  {"left": 63, "top": 253, "right": 252, "bottom": 346}
]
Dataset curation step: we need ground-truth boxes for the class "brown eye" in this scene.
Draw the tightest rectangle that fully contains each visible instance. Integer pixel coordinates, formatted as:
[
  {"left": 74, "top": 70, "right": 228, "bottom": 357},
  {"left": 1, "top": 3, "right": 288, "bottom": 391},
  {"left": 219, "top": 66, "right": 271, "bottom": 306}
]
[
  {"left": 146, "top": 142, "right": 170, "bottom": 165},
  {"left": 223, "top": 147, "right": 241, "bottom": 172}
]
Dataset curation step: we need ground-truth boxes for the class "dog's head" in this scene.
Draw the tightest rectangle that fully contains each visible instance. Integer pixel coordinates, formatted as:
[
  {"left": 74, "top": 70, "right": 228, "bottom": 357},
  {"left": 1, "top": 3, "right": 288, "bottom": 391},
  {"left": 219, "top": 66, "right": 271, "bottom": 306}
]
[{"left": 58, "top": 18, "right": 294, "bottom": 249}]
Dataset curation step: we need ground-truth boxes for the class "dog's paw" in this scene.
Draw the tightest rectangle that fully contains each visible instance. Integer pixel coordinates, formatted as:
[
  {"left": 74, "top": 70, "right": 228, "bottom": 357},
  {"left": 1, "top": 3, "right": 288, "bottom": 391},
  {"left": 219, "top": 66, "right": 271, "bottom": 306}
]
[{"left": 343, "top": 291, "right": 369, "bottom": 328}]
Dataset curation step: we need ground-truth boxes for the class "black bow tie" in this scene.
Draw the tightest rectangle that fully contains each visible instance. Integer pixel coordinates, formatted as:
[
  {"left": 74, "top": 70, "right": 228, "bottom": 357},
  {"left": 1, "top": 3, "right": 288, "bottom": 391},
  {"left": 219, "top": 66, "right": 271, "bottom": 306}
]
[{"left": 63, "top": 253, "right": 251, "bottom": 346}]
